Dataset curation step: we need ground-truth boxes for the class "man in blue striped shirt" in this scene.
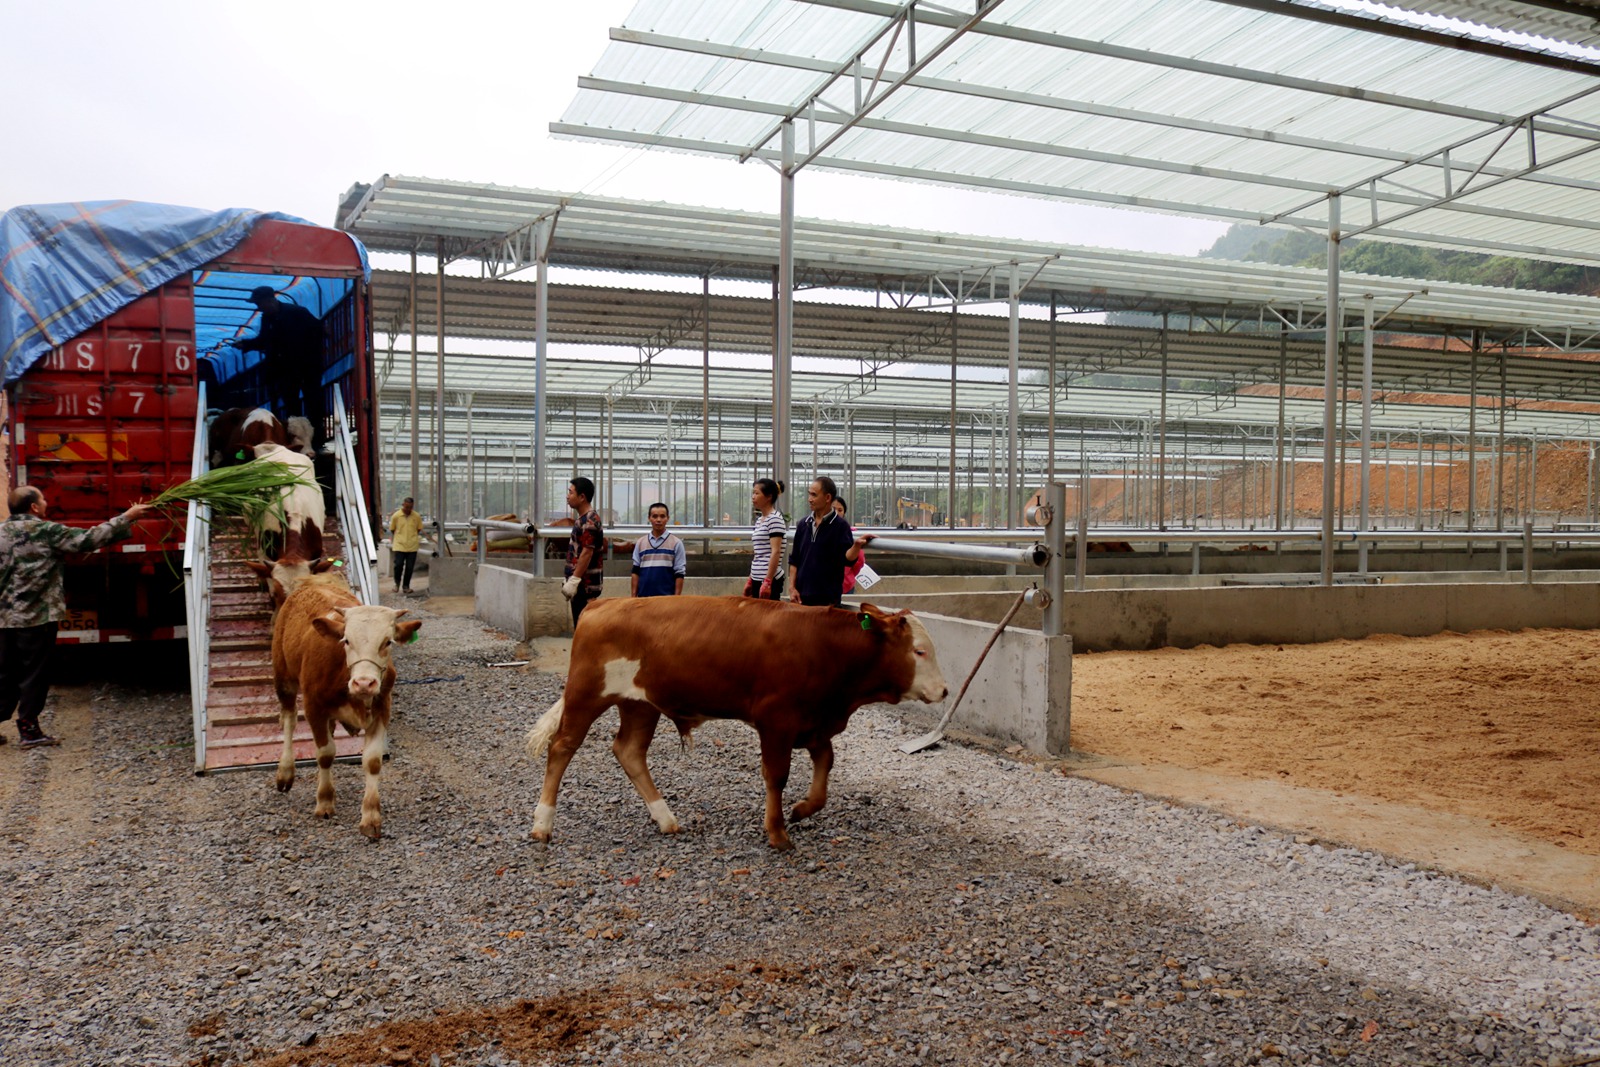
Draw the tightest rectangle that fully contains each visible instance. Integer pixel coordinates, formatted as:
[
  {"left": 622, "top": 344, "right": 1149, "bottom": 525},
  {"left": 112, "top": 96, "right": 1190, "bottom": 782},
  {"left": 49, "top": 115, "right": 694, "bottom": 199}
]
[{"left": 630, "top": 502, "right": 686, "bottom": 597}]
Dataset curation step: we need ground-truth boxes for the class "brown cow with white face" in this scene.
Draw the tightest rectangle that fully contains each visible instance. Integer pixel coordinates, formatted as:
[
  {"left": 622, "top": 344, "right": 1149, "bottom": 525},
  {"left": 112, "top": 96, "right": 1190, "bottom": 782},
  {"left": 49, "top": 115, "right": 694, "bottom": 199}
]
[
  {"left": 524, "top": 597, "right": 948, "bottom": 851},
  {"left": 245, "top": 554, "right": 342, "bottom": 608},
  {"left": 209, "top": 407, "right": 288, "bottom": 468},
  {"left": 271, "top": 580, "right": 419, "bottom": 839}
]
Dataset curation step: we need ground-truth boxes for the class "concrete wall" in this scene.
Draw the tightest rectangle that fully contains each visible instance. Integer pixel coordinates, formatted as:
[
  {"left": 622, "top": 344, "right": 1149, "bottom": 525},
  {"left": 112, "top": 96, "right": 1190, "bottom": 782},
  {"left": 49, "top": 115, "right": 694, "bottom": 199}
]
[
  {"left": 911, "top": 613, "right": 1071, "bottom": 756},
  {"left": 474, "top": 566, "right": 751, "bottom": 639},
  {"left": 872, "top": 580, "right": 1600, "bottom": 652}
]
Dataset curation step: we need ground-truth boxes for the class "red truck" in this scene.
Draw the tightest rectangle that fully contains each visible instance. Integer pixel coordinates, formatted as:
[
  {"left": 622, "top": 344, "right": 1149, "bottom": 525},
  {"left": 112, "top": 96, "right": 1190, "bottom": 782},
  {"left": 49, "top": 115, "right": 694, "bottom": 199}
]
[{"left": 2, "top": 210, "right": 376, "bottom": 644}]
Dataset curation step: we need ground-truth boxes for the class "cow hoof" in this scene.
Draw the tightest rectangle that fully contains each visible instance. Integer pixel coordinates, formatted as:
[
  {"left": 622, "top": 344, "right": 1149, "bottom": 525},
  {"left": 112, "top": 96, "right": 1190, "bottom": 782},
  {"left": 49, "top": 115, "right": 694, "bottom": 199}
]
[
  {"left": 790, "top": 802, "right": 821, "bottom": 822},
  {"left": 530, "top": 830, "right": 551, "bottom": 848},
  {"left": 275, "top": 778, "right": 294, "bottom": 794},
  {"left": 314, "top": 808, "right": 334, "bottom": 820},
  {"left": 360, "top": 824, "right": 381, "bottom": 841},
  {"left": 767, "top": 835, "right": 795, "bottom": 852}
]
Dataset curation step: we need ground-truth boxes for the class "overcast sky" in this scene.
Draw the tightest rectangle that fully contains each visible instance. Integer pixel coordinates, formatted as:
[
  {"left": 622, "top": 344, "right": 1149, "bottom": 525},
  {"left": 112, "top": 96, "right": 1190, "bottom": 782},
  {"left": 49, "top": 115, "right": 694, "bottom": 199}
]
[{"left": 0, "top": 1, "right": 1232, "bottom": 257}]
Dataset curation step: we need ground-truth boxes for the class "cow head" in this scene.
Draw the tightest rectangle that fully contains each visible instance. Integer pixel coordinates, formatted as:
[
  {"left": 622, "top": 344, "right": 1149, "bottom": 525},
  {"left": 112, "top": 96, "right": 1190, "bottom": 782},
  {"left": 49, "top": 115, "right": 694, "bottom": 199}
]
[
  {"left": 245, "top": 555, "right": 338, "bottom": 607},
  {"left": 311, "top": 606, "right": 421, "bottom": 704},
  {"left": 861, "top": 605, "right": 949, "bottom": 705}
]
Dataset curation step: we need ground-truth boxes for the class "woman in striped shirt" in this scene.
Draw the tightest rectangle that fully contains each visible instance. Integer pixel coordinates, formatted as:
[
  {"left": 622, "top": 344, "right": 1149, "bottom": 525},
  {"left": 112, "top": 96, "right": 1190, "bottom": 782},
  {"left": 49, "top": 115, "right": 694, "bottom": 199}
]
[{"left": 744, "top": 478, "right": 787, "bottom": 600}]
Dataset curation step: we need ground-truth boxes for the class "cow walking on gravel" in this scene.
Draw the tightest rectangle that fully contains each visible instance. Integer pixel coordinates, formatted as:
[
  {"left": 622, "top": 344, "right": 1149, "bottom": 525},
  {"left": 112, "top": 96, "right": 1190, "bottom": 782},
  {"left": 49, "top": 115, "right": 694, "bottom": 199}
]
[
  {"left": 271, "top": 578, "right": 419, "bottom": 839},
  {"left": 524, "top": 596, "right": 948, "bottom": 850}
]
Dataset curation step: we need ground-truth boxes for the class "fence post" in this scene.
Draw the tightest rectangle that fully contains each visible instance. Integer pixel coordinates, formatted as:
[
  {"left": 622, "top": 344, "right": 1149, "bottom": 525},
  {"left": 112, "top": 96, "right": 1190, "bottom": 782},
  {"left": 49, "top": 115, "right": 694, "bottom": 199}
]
[
  {"left": 1524, "top": 520, "right": 1534, "bottom": 584},
  {"left": 1043, "top": 482, "right": 1066, "bottom": 636}
]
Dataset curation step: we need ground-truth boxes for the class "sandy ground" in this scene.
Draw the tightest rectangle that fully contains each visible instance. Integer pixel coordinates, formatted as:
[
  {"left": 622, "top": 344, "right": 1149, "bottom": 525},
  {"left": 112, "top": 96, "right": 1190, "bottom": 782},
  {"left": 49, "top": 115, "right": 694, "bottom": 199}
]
[{"left": 1066, "top": 627, "right": 1600, "bottom": 916}]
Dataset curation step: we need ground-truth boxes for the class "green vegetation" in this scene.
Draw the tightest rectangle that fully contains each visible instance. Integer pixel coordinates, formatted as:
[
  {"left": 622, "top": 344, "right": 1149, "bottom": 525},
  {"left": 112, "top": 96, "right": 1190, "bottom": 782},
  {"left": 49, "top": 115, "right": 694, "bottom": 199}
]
[
  {"left": 1201, "top": 224, "right": 1599, "bottom": 295},
  {"left": 150, "top": 459, "right": 317, "bottom": 533}
]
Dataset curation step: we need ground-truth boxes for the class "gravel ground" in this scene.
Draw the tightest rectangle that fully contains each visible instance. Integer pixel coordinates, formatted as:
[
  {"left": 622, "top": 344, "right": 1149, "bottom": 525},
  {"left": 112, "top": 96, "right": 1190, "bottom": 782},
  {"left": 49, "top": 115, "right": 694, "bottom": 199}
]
[{"left": 0, "top": 599, "right": 1597, "bottom": 1066}]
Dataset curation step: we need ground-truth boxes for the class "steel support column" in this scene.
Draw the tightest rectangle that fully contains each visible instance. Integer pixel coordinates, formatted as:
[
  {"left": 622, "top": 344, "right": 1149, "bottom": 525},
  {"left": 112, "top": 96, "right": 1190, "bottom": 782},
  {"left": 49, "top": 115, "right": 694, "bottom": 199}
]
[
  {"left": 1319, "top": 195, "right": 1340, "bottom": 585},
  {"left": 1359, "top": 293, "right": 1373, "bottom": 572},
  {"left": 408, "top": 249, "right": 419, "bottom": 502},
  {"left": 434, "top": 239, "right": 446, "bottom": 551},
  {"left": 702, "top": 273, "right": 711, "bottom": 525},
  {"left": 1007, "top": 262, "right": 1020, "bottom": 528},
  {"left": 774, "top": 121, "right": 795, "bottom": 512},
  {"left": 533, "top": 218, "right": 552, "bottom": 527}
]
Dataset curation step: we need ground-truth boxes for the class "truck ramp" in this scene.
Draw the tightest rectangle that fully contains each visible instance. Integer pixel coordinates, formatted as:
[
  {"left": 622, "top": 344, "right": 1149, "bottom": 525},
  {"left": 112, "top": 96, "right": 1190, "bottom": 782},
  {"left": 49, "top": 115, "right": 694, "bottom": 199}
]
[
  {"left": 198, "top": 516, "right": 368, "bottom": 772},
  {"left": 186, "top": 386, "right": 383, "bottom": 774}
]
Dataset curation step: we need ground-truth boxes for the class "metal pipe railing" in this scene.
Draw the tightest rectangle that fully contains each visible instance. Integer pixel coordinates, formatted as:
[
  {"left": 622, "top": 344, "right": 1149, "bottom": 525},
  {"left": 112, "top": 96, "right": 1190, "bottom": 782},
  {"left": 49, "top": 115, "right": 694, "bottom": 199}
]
[
  {"left": 867, "top": 535, "right": 1047, "bottom": 568},
  {"left": 459, "top": 518, "right": 1600, "bottom": 550}
]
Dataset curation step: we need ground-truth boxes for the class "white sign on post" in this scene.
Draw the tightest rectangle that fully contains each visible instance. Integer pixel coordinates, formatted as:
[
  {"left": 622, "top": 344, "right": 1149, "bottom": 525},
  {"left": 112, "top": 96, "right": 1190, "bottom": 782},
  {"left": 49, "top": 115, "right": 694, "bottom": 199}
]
[{"left": 853, "top": 562, "right": 882, "bottom": 590}]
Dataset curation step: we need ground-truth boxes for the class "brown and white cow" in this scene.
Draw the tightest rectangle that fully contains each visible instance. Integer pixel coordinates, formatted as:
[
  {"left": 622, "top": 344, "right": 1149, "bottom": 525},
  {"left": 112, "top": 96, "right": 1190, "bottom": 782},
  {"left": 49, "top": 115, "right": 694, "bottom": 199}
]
[
  {"left": 270, "top": 580, "right": 420, "bottom": 839},
  {"left": 251, "top": 440, "right": 324, "bottom": 561},
  {"left": 209, "top": 407, "right": 288, "bottom": 468},
  {"left": 524, "top": 597, "right": 948, "bottom": 851},
  {"left": 245, "top": 554, "right": 343, "bottom": 608}
]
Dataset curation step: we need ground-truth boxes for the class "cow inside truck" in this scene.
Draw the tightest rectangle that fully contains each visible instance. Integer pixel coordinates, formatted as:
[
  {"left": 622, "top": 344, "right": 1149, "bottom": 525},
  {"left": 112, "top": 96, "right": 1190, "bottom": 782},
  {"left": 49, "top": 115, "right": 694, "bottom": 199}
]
[{"left": 1, "top": 202, "right": 374, "bottom": 645}]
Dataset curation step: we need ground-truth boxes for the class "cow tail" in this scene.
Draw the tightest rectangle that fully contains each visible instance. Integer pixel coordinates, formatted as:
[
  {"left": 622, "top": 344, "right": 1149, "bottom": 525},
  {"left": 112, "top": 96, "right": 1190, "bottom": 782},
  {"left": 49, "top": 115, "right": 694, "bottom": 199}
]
[{"left": 524, "top": 699, "right": 564, "bottom": 760}]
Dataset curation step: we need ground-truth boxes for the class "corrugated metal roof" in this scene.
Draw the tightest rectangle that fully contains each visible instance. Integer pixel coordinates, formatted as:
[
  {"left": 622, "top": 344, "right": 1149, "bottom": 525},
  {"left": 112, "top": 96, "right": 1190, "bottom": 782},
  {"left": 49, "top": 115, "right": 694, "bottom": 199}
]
[
  {"left": 343, "top": 176, "right": 1600, "bottom": 337},
  {"left": 552, "top": 0, "right": 1600, "bottom": 262},
  {"left": 1389, "top": 1, "right": 1600, "bottom": 47}
]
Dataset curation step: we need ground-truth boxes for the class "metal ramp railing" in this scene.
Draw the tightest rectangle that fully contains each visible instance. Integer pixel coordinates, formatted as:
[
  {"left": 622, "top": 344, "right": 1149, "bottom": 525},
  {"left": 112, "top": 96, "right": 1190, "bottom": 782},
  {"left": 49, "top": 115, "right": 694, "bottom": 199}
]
[
  {"left": 329, "top": 383, "right": 378, "bottom": 605},
  {"left": 183, "top": 382, "right": 213, "bottom": 773}
]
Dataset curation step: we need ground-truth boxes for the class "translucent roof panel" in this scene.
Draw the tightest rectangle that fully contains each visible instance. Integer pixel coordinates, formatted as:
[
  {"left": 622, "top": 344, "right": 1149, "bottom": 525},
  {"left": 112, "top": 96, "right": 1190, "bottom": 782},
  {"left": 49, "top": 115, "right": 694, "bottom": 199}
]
[{"left": 555, "top": 0, "right": 1600, "bottom": 263}]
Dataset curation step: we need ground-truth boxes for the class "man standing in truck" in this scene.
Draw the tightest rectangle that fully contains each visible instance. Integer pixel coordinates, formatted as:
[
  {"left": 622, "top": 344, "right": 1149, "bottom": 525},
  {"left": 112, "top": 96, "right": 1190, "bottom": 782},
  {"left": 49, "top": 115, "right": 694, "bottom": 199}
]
[
  {"left": 0, "top": 488, "right": 156, "bottom": 747},
  {"left": 237, "top": 286, "right": 327, "bottom": 448}
]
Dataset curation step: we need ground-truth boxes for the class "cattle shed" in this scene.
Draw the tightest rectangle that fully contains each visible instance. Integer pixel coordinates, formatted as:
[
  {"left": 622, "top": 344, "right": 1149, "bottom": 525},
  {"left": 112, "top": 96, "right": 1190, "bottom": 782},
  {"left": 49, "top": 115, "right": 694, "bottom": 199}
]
[
  {"left": 341, "top": 179, "right": 1600, "bottom": 545},
  {"left": 339, "top": 2, "right": 1600, "bottom": 592}
]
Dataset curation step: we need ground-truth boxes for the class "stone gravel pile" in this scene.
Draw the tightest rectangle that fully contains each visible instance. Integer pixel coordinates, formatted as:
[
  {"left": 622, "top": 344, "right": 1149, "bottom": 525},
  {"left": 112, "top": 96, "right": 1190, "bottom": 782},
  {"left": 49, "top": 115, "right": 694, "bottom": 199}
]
[{"left": 0, "top": 600, "right": 1595, "bottom": 1066}]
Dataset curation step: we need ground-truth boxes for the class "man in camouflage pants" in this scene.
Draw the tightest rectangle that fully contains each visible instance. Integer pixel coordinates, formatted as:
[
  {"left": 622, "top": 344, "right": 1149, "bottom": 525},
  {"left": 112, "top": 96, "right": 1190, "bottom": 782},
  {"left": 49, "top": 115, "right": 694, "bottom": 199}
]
[{"left": 0, "top": 487, "right": 155, "bottom": 747}]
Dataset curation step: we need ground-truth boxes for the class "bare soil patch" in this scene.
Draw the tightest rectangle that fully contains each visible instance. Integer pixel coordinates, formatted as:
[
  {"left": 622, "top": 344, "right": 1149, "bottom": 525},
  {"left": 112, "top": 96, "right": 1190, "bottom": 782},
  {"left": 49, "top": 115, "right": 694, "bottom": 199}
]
[{"left": 1070, "top": 626, "right": 1600, "bottom": 856}]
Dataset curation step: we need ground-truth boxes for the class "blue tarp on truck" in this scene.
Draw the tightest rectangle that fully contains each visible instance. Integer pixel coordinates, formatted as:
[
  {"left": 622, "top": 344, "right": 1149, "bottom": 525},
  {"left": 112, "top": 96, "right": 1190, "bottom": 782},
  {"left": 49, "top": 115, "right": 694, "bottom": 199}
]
[{"left": 0, "top": 200, "right": 368, "bottom": 387}]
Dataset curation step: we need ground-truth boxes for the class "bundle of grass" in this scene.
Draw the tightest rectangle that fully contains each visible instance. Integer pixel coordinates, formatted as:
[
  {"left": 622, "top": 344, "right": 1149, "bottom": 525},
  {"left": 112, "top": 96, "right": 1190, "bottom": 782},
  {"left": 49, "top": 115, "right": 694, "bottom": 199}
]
[{"left": 149, "top": 459, "right": 319, "bottom": 536}]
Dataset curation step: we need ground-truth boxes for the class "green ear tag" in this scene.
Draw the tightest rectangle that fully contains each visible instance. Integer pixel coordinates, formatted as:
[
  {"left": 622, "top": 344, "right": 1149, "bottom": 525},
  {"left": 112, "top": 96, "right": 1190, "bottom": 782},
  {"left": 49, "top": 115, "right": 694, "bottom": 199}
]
[
  {"left": 332, "top": 559, "right": 344, "bottom": 567},
  {"left": 235, "top": 449, "right": 246, "bottom": 460},
  {"left": 405, "top": 629, "right": 420, "bottom": 644},
  {"left": 860, "top": 613, "right": 871, "bottom": 630}
]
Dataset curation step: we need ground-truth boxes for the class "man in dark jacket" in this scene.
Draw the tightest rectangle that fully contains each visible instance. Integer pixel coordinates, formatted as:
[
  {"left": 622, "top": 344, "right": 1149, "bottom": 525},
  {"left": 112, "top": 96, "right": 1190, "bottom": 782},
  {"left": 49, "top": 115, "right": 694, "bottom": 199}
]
[
  {"left": 0, "top": 488, "right": 155, "bottom": 746},
  {"left": 237, "top": 286, "right": 326, "bottom": 446}
]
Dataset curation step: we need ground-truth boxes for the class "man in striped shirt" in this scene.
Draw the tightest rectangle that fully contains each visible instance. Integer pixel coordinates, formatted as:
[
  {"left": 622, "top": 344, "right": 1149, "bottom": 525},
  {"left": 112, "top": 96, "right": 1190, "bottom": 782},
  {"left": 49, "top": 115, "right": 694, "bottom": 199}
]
[{"left": 630, "top": 503, "right": 686, "bottom": 597}]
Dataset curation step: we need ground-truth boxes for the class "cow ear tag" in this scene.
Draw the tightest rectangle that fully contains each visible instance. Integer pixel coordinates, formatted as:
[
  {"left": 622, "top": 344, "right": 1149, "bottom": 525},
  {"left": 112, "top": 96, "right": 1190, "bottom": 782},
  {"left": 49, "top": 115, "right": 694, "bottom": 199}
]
[
  {"left": 405, "top": 629, "right": 420, "bottom": 644},
  {"left": 235, "top": 449, "right": 246, "bottom": 460},
  {"left": 332, "top": 559, "right": 344, "bottom": 567},
  {"left": 859, "top": 612, "right": 871, "bottom": 630}
]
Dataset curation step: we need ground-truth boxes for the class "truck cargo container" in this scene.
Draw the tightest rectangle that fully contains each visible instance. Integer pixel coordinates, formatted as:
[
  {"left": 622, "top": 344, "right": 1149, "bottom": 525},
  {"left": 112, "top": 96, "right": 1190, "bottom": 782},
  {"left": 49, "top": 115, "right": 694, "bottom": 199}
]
[{"left": 2, "top": 203, "right": 376, "bottom": 645}]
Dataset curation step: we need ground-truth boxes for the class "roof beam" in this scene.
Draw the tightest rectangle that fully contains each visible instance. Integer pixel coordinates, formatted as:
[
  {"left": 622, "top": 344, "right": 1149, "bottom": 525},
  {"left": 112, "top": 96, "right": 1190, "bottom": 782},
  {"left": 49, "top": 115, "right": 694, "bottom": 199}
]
[{"left": 792, "top": 0, "right": 1535, "bottom": 126}]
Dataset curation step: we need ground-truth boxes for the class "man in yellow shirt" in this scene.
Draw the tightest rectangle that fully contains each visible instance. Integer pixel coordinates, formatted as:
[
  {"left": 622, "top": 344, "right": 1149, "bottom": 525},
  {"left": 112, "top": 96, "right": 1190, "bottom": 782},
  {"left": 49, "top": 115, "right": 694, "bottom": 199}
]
[{"left": 388, "top": 497, "right": 424, "bottom": 595}]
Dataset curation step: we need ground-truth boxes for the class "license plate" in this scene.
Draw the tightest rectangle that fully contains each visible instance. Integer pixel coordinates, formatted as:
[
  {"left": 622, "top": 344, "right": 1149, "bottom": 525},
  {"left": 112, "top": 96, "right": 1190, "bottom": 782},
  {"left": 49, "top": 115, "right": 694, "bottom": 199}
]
[{"left": 60, "top": 610, "right": 99, "bottom": 632}]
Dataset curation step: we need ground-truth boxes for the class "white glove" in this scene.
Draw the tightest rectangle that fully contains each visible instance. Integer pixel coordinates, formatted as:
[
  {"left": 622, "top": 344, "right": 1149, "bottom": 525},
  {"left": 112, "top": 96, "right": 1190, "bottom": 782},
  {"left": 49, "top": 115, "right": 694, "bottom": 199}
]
[{"left": 561, "top": 575, "right": 581, "bottom": 600}]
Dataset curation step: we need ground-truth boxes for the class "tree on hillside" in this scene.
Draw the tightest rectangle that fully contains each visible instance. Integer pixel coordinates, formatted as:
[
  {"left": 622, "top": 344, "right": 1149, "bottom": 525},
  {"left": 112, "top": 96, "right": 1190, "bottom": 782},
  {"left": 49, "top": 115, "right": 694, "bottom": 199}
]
[{"left": 1199, "top": 224, "right": 1598, "bottom": 295}]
